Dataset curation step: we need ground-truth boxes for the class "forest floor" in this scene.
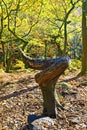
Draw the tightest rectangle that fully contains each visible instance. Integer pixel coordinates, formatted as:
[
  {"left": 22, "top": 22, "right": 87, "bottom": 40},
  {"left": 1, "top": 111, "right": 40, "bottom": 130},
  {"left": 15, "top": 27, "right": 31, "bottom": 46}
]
[{"left": 0, "top": 69, "right": 87, "bottom": 130}]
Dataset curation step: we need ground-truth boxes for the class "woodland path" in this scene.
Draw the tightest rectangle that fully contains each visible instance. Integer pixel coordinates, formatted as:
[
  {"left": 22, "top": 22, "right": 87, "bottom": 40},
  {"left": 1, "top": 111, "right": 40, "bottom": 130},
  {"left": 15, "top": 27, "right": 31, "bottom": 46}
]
[{"left": 0, "top": 70, "right": 87, "bottom": 130}]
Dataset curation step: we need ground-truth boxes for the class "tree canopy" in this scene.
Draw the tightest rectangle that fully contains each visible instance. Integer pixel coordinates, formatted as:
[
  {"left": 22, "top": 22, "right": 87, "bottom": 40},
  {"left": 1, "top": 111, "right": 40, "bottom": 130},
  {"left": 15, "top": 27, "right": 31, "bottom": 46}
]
[{"left": 0, "top": 0, "right": 86, "bottom": 73}]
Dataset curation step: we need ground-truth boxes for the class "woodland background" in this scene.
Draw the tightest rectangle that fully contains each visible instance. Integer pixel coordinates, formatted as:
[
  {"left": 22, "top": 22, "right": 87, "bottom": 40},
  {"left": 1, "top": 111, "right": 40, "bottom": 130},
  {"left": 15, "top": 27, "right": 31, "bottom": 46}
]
[{"left": 0, "top": 0, "right": 86, "bottom": 73}]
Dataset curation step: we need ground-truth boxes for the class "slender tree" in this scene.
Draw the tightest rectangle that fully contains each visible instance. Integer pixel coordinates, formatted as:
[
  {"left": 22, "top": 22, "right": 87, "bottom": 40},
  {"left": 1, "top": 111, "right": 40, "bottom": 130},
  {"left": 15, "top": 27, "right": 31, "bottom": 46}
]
[{"left": 81, "top": 0, "right": 87, "bottom": 73}]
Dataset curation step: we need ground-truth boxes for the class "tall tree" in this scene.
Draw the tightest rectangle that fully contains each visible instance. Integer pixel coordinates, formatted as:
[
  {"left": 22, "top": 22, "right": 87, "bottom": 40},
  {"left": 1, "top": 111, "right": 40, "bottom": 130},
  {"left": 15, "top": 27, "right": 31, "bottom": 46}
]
[
  {"left": 81, "top": 0, "right": 87, "bottom": 73},
  {"left": 63, "top": 0, "right": 80, "bottom": 55}
]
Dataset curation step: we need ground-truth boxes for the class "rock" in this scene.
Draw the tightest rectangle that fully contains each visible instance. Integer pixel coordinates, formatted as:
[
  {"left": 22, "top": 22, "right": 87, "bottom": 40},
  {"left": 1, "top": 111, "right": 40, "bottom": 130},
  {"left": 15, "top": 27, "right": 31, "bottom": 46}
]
[{"left": 28, "top": 114, "right": 57, "bottom": 130}]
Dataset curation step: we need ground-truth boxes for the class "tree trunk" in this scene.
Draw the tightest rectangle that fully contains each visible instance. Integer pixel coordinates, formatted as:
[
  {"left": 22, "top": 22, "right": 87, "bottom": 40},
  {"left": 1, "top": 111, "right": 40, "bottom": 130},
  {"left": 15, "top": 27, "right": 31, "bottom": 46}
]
[
  {"left": 41, "top": 84, "right": 56, "bottom": 118},
  {"left": 2, "top": 43, "right": 6, "bottom": 67},
  {"left": 35, "top": 56, "right": 69, "bottom": 117},
  {"left": 6, "top": 56, "right": 12, "bottom": 73},
  {"left": 63, "top": 21, "right": 67, "bottom": 55},
  {"left": 81, "top": 1, "right": 87, "bottom": 74},
  {"left": 18, "top": 48, "right": 70, "bottom": 117}
]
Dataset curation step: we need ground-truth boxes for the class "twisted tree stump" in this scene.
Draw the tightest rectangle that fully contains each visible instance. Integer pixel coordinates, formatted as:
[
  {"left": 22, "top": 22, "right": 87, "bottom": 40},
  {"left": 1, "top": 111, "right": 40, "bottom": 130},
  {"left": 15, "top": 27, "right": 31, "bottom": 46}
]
[{"left": 19, "top": 49, "right": 70, "bottom": 118}]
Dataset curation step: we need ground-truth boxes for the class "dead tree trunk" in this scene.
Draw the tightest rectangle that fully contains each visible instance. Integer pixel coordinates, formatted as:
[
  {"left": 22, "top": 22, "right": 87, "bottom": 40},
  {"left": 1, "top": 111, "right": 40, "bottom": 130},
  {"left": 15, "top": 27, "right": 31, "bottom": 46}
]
[
  {"left": 35, "top": 56, "right": 69, "bottom": 117},
  {"left": 19, "top": 48, "right": 70, "bottom": 118}
]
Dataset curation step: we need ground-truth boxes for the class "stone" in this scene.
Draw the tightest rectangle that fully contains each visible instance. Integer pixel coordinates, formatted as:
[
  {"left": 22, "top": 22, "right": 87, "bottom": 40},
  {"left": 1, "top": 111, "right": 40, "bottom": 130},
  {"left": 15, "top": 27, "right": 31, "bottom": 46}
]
[{"left": 28, "top": 114, "right": 57, "bottom": 130}]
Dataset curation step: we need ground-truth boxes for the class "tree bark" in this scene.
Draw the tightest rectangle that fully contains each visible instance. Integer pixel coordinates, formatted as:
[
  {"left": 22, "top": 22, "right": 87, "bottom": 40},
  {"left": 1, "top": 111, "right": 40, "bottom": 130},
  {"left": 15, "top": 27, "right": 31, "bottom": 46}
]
[
  {"left": 41, "top": 84, "right": 56, "bottom": 117},
  {"left": 35, "top": 56, "right": 69, "bottom": 86},
  {"left": 64, "top": 21, "right": 67, "bottom": 55},
  {"left": 35, "top": 56, "right": 69, "bottom": 117},
  {"left": 81, "top": 1, "right": 87, "bottom": 74},
  {"left": 19, "top": 48, "right": 70, "bottom": 117}
]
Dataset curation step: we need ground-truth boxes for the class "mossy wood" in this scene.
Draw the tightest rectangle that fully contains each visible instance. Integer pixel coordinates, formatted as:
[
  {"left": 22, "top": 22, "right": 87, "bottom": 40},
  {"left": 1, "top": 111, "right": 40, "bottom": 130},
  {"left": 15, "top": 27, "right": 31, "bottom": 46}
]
[{"left": 19, "top": 48, "right": 70, "bottom": 117}]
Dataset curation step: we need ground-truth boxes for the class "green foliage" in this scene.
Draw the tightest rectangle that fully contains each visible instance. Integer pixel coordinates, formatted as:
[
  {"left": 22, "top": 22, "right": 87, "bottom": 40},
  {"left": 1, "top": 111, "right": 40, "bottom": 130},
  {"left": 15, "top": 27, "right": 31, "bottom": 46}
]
[
  {"left": 69, "top": 59, "right": 81, "bottom": 71},
  {"left": 0, "top": 0, "right": 83, "bottom": 72},
  {"left": 0, "top": 68, "right": 4, "bottom": 73},
  {"left": 12, "top": 60, "right": 25, "bottom": 70}
]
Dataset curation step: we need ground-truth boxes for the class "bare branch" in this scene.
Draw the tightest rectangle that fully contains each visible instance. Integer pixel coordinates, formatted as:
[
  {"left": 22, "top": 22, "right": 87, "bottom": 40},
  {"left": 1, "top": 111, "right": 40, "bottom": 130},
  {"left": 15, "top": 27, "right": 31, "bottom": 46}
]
[
  {"left": 13, "top": 0, "right": 20, "bottom": 33},
  {"left": 0, "top": 3, "right": 4, "bottom": 39},
  {"left": 22, "top": 1, "right": 43, "bottom": 38},
  {"left": 2, "top": 0, "right": 28, "bottom": 46}
]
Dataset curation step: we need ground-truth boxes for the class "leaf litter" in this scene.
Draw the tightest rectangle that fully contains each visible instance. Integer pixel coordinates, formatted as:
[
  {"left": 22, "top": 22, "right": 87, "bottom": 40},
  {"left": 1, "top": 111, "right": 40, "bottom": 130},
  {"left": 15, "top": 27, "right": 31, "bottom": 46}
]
[{"left": 0, "top": 70, "right": 87, "bottom": 130}]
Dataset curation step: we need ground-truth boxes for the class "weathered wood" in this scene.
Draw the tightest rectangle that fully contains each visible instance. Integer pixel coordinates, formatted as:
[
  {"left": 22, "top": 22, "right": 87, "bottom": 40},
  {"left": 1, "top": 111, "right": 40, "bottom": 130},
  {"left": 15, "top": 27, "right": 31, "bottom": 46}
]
[
  {"left": 19, "top": 48, "right": 55, "bottom": 70},
  {"left": 35, "top": 56, "right": 70, "bottom": 117},
  {"left": 19, "top": 48, "right": 70, "bottom": 117},
  {"left": 35, "top": 56, "right": 69, "bottom": 86},
  {"left": 19, "top": 48, "right": 69, "bottom": 71}
]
